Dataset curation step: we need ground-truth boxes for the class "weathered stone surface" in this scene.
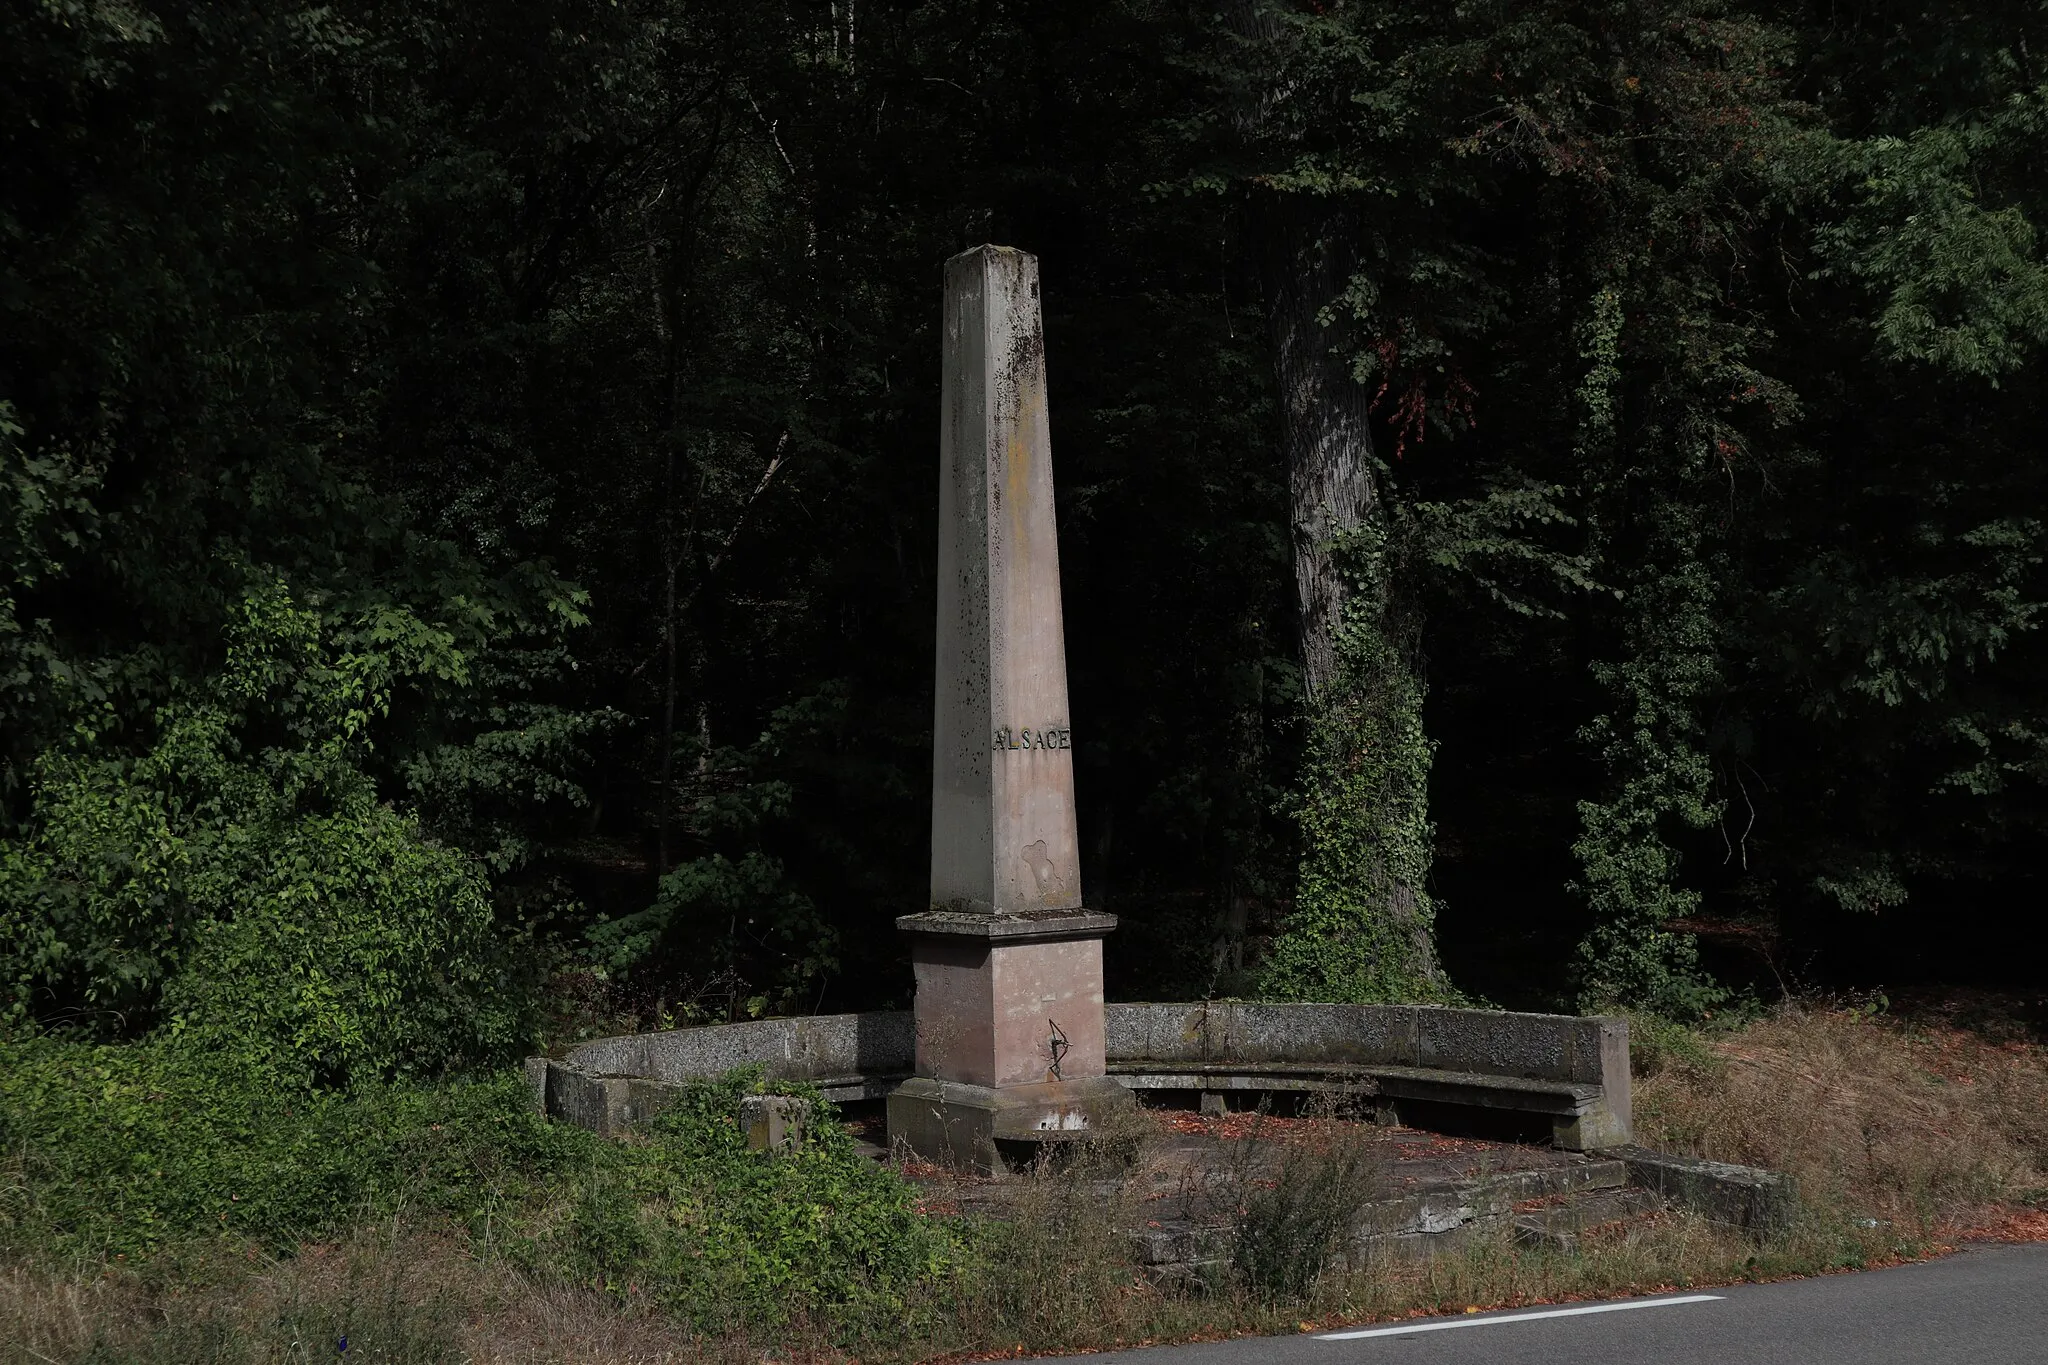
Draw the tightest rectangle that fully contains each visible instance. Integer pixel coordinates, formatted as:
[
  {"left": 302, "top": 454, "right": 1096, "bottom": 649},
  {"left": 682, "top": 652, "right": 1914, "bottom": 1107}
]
[
  {"left": 1117, "top": 1153, "right": 1646, "bottom": 1281},
  {"left": 930, "top": 244, "right": 1081, "bottom": 918},
  {"left": 1112, "top": 1067, "right": 1367, "bottom": 1095},
  {"left": 887, "top": 1074, "right": 1134, "bottom": 1174},
  {"left": 1416, "top": 1007, "right": 1573, "bottom": 1081},
  {"left": 542, "top": 1062, "right": 623, "bottom": 1136},
  {"left": 888, "top": 1076, "right": 1001, "bottom": 1170},
  {"left": 1511, "top": 1187, "right": 1662, "bottom": 1254},
  {"left": 565, "top": 1011, "right": 913, "bottom": 1086},
  {"left": 540, "top": 1003, "right": 1635, "bottom": 1147},
  {"left": 990, "top": 935, "right": 1108, "bottom": 1085},
  {"left": 898, "top": 909, "right": 1117, "bottom": 941},
  {"left": 621, "top": 1077, "right": 689, "bottom": 1129},
  {"left": 1209, "top": 1002, "right": 1413, "bottom": 1067},
  {"left": 740, "top": 1094, "right": 810, "bottom": 1152},
  {"left": 1103, "top": 1002, "right": 1627, "bottom": 1088},
  {"left": 1550, "top": 1098, "right": 1633, "bottom": 1151},
  {"left": 1102, "top": 1002, "right": 1205, "bottom": 1064},
  {"left": 522, "top": 1055, "right": 549, "bottom": 1116},
  {"left": 1130, "top": 1220, "right": 1233, "bottom": 1267},
  {"left": 1099, "top": 1003, "right": 1633, "bottom": 1147},
  {"left": 903, "top": 926, "right": 1111, "bottom": 1088},
  {"left": 1369, "top": 1065, "right": 1598, "bottom": 1115},
  {"left": 1604, "top": 1145, "right": 1799, "bottom": 1236},
  {"left": 1355, "top": 1161, "right": 1629, "bottom": 1240},
  {"left": 889, "top": 246, "right": 1119, "bottom": 1167}
]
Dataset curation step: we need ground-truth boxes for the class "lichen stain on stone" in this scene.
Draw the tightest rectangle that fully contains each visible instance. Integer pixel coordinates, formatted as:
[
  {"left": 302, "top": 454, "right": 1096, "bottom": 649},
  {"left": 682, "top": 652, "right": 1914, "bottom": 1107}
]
[{"left": 1022, "top": 838, "right": 1062, "bottom": 902}]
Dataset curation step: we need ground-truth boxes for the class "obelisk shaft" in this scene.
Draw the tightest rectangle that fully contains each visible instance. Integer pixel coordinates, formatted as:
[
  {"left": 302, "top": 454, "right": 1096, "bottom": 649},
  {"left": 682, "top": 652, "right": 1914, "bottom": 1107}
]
[{"left": 930, "top": 245, "right": 1082, "bottom": 916}]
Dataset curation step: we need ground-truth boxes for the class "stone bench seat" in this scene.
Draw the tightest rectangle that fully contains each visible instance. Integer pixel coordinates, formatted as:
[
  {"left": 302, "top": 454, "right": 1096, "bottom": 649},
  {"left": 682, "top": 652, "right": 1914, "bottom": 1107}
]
[
  {"left": 1107, "top": 1058, "right": 1613, "bottom": 1146},
  {"left": 1369, "top": 1064, "right": 1605, "bottom": 1115},
  {"left": 1109, "top": 1059, "right": 1602, "bottom": 1113},
  {"left": 799, "top": 1073, "right": 909, "bottom": 1103},
  {"left": 1104, "top": 1002, "right": 1633, "bottom": 1150}
]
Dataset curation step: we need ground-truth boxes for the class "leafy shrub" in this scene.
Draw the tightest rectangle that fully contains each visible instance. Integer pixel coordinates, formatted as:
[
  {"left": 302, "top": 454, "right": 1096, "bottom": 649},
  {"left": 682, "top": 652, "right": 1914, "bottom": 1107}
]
[
  {"left": 0, "top": 1035, "right": 586, "bottom": 1259},
  {"left": 161, "top": 801, "right": 520, "bottom": 1087},
  {"left": 0, "top": 1040, "right": 959, "bottom": 1342},
  {"left": 0, "top": 577, "right": 528, "bottom": 1082}
]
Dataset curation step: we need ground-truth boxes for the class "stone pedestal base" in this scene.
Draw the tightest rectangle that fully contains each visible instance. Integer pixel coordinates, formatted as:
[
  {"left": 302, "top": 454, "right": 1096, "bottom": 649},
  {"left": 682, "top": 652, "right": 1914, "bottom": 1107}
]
[
  {"left": 896, "top": 909, "right": 1117, "bottom": 1088},
  {"left": 886, "top": 1074, "right": 1134, "bottom": 1174}
]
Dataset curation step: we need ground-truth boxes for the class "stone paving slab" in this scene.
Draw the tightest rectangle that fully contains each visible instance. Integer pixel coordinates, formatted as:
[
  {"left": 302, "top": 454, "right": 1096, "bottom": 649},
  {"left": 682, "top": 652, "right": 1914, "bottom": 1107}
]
[{"left": 891, "top": 1109, "right": 1605, "bottom": 1230}]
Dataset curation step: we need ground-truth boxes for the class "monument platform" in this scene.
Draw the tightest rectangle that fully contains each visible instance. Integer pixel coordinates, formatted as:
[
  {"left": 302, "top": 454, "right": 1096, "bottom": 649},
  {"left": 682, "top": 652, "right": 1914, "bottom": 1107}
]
[
  {"left": 886, "top": 1075, "right": 1135, "bottom": 1173},
  {"left": 528, "top": 1007, "right": 1794, "bottom": 1254}
]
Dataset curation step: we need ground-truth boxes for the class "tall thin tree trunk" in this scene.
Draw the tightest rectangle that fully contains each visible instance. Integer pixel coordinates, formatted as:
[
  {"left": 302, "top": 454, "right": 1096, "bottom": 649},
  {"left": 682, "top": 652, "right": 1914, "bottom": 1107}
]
[{"left": 657, "top": 482, "right": 678, "bottom": 877}]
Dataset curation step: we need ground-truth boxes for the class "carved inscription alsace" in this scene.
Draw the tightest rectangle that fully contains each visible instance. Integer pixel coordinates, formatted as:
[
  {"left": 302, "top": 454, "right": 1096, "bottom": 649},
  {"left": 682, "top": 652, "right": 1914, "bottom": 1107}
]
[{"left": 993, "top": 725, "right": 1072, "bottom": 752}]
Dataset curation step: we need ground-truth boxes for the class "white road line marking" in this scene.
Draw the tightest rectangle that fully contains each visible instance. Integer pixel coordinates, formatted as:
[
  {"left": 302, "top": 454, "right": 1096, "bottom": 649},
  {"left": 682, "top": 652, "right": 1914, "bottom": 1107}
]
[{"left": 1317, "top": 1293, "right": 1724, "bottom": 1341}]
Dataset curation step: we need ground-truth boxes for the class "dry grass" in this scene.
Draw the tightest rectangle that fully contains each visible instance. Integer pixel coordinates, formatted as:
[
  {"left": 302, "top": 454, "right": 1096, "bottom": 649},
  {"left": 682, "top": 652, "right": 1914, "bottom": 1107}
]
[
  {"left": 1635, "top": 1000, "right": 2048, "bottom": 1232},
  {"left": 0, "top": 1224, "right": 763, "bottom": 1365},
  {"left": 0, "top": 1208, "right": 1929, "bottom": 1365}
]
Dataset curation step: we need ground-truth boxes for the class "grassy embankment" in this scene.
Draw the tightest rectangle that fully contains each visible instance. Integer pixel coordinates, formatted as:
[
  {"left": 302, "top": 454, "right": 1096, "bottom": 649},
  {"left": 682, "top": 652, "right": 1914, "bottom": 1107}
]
[{"left": 4, "top": 1000, "right": 2043, "bottom": 1364}]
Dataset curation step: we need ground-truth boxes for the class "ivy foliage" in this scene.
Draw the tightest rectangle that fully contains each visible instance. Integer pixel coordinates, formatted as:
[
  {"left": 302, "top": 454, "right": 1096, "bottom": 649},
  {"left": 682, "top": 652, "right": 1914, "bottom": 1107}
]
[
  {"left": 539, "top": 1071, "right": 957, "bottom": 1331},
  {"left": 1260, "top": 516, "right": 1453, "bottom": 1003},
  {"left": 0, "top": 1036, "right": 575, "bottom": 1259}
]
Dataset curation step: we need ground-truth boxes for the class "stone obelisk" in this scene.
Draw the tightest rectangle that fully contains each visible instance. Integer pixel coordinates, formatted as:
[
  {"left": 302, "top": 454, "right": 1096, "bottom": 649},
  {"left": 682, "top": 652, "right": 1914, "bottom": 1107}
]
[{"left": 886, "top": 245, "right": 1130, "bottom": 1171}]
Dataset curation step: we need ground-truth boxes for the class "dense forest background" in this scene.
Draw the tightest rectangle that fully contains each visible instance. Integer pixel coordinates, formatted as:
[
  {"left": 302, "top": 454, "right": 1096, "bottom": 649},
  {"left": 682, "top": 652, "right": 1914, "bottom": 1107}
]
[{"left": 5, "top": 0, "right": 2047, "bottom": 1069}]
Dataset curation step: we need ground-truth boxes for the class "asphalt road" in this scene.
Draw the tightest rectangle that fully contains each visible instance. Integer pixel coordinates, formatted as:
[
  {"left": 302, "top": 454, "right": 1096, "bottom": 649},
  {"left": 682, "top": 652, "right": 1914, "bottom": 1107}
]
[{"left": 1090, "top": 1244, "right": 2048, "bottom": 1365}]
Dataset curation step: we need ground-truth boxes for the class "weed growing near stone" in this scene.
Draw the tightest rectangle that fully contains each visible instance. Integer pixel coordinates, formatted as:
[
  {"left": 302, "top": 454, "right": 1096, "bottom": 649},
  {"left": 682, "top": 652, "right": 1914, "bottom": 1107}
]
[
  {"left": 0, "top": 1039, "right": 959, "bottom": 1349},
  {"left": 1228, "top": 1102, "right": 1390, "bottom": 1299}
]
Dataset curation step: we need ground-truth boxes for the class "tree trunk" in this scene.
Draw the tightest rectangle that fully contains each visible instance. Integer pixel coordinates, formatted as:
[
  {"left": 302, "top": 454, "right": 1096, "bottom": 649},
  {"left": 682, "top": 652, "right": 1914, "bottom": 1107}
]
[
  {"left": 1222, "top": 0, "right": 1377, "bottom": 699},
  {"left": 1256, "top": 200, "right": 1377, "bottom": 702}
]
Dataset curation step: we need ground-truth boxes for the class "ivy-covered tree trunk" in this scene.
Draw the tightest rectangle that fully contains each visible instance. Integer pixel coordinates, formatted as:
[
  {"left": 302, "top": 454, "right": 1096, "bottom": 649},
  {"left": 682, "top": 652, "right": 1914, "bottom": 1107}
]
[
  {"left": 1218, "top": 0, "right": 1447, "bottom": 1002},
  {"left": 1241, "top": 196, "right": 1448, "bottom": 1001}
]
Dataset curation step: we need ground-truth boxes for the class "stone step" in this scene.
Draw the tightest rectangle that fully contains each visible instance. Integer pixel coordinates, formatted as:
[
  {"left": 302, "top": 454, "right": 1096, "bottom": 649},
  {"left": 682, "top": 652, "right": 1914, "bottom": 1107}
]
[
  {"left": 1511, "top": 1187, "right": 1663, "bottom": 1253},
  {"left": 1356, "top": 1158, "right": 1629, "bottom": 1239},
  {"left": 1128, "top": 1158, "right": 1632, "bottom": 1270},
  {"left": 1131, "top": 1219, "right": 1234, "bottom": 1267}
]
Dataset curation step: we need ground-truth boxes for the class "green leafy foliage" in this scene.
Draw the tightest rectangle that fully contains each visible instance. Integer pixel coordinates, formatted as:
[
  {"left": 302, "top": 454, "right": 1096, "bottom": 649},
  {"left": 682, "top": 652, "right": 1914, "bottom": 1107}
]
[
  {"left": 0, "top": 578, "right": 528, "bottom": 1081},
  {"left": 1260, "top": 518, "right": 1453, "bottom": 1003},
  {"left": 0, "top": 1043, "right": 959, "bottom": 1338},
  {"left": 1573, "top": 550, "right": 1729, "bottom": 1018},
  {"left": 0, "top": 1036, "right": 579, "bottom": 1259},
  {"left": 1824, "top": 116, "right": 2048, "bottom": 378},
  {"left": 534, "top": 1072, "right": 958, "bottom": 1331},
  {"left": 0, "top": 402, "right": 102, "bottom": 769},
  {"left": 4, "top": 0, "right": 2047, "bottom": 1037}
]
